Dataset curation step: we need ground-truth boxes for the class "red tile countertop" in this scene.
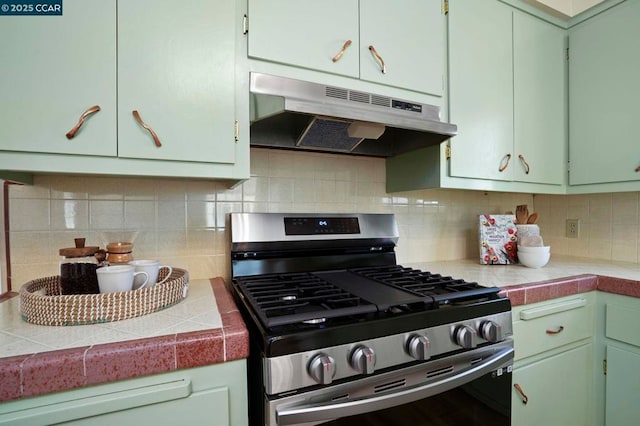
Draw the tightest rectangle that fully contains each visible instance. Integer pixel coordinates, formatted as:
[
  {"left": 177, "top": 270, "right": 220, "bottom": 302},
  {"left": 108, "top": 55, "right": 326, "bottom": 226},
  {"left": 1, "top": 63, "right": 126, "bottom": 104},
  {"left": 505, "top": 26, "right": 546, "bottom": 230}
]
[
  {"left": 0, "top": 277, "right": 248, "bottom": 402},
  {"left": 498, "top": 274, "right": 598, "bottom": 306},
  {"left": 499, "top": 274, "right": 640, "bottom": 306},
  {"left": 1, "top": 258, "right": 639, "bottom": 403}
]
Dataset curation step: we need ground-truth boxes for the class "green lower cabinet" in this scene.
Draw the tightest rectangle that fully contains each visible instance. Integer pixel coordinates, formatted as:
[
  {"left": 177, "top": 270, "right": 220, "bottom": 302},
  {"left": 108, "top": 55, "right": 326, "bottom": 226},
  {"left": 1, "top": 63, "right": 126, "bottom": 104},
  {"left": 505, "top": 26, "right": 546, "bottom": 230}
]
[
  {"left": 511, "top": 343, "right": 593, "bottom": 426},
  {"left": 0, "top": 360, "right": 247, "bottom": 426},
  {"left": 605, "top": 345, "right": 640, "bottom": 426},
  {"left": 510, "top": 293, "right": 595, "bottom": 425},
  {"left": 601, "top": 295, "right": 640, "bottom": 425}
]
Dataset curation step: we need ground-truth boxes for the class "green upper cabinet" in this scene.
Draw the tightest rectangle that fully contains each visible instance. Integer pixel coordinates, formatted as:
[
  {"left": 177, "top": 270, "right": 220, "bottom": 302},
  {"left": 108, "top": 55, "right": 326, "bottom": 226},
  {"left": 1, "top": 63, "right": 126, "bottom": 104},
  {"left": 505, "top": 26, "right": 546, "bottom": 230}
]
[
  {"left": 359, "top": 0, "right": 444, "bottom": 96},
  {"left": 448, "top": 0, "right": 566, "bottom": 185},
  {"left": 118, "top": 0, "right": 237, "bottom": 164},
  {"left": 568, "top": 0, "right": 640, "bottom": 187},
  {"left": 247, "top": 0, "right": 359, "bottom": 78},
  {"left": 0, "top": 0, "right": 117, "bottom": 156},
  {"left": 513, "top": 12, "right": 566, "bottom": 185},
  {"left": 448, "top": 0, "right": 513, "bottom": 182},
  {"left": 247, "top": 0, "right": 444, "bottom": 96},
  {"left": 0, "top": 0, "right": 249, "bottom": 183}
]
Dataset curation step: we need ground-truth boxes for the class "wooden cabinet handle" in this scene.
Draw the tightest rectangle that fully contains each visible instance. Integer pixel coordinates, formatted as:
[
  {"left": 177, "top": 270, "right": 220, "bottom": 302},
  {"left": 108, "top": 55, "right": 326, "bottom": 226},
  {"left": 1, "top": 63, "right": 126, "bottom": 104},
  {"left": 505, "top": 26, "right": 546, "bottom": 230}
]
[
  {"left": 635, "top": 165, "right": 640, "bottom": 172},
  {"left": 514, "top": 383, "right": 529, "bottom": 405},
  {"left": 546, "top": 325, "right": 564, "bottom": 335},
  {"left": 518, "top": 154, "right": 531, "bottom": 174},
  {"left": 498, "top": 153, "right": 512, "bottom": 172},
  {"left": 66, "top": 105, "right": 101, "bottom": 139},
  {"left": 368, "top": 45, "right": 386, "bottom": 74},
  {"left": 332, "top": 40, "right": 352, "bottom": 63},
  {"left": 132, "top": 110, "right": 162, "bottom": 147}
]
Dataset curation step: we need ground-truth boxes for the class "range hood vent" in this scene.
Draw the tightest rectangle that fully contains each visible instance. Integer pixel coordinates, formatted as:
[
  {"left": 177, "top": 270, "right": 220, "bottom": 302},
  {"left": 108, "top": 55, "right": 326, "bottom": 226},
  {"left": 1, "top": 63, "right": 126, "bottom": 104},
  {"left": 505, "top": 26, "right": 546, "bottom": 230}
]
[{"left": 249, "top": 73, "right": 457, "bottom": 157}]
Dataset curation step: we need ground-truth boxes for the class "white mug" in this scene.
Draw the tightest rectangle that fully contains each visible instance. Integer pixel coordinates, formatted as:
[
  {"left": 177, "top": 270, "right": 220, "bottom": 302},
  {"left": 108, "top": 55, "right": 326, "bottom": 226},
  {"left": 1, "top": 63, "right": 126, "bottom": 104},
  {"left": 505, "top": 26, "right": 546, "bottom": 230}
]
[
  {"left": 129, "top": 260, "right": 173, "bottom": 287},
  {"left": 97, "top": 265, "right": 149, "bottom": 293}
]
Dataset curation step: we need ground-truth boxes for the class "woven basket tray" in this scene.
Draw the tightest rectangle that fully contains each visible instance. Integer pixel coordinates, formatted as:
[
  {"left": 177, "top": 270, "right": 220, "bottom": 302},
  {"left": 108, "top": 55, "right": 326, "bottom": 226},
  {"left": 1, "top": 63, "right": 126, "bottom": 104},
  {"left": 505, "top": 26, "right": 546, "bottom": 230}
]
[{"left": 19, "top": 268, "right": 189, "bottom": 326}]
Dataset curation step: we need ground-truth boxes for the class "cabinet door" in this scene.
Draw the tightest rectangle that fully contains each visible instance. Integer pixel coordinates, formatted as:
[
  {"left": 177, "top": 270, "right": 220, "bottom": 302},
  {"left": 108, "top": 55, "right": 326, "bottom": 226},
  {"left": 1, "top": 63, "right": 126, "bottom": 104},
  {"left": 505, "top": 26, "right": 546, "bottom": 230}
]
[
  {"left": 118, "top": 0, "right": 237, "bottom": 163},
  {"left": 0, "top": 0, "right": 117, "bottom": 156},
  {"left": 512, "top": 344, "right": 592, "bottom": 426},
  {"left": 569, "top": 0, "right": 640, "bottom": 185},
  {"left": 513, "top": 12, "right": 566, "bottom": 185},
  {"left": 247, "top": 0, "right": 359, "bottom": 78},
  {"left": 448, "top": 0, "right": 513, "bottom": 181},
  {"left": 606, "top": 345, "right": 640, "bottom": 426},
  {"left": 63, "top": 387, "right": 230, "bottom": 425},
  {"left": 359, "top": 0, "right": 443, "bottom": 96}
]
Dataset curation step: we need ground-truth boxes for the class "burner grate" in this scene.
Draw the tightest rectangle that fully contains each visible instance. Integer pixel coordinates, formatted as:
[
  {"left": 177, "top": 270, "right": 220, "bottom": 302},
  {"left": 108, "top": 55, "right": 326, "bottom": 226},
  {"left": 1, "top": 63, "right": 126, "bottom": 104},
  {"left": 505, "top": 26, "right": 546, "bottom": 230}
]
[
  {"left": 350, "top": 266, "right": 499, "bottom": 305},
  {"left": 234, "top": 273, "right": 377, "bottom": 327}
]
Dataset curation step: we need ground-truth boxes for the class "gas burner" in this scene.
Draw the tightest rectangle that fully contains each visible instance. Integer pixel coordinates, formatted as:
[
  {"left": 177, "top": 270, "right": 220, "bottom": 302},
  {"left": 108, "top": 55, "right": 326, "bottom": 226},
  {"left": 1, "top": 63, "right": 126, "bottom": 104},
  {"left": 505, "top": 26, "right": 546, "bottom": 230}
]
[
  {"left": 350, "top": 265, "right": 500, "bottom": 305},
  {"left": 234, "top": 272, "right": 377, "bottom": 328}
]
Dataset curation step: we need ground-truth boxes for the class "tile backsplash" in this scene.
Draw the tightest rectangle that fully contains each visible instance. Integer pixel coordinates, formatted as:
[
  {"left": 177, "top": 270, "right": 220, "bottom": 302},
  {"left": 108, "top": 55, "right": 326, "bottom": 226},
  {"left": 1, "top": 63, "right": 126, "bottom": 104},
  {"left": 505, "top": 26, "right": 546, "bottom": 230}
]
[
  {"left": 535, "top": 192, "right": 640, "bottom": 263},
  {"left": 5, "top": 147, "right": 638, "bottom": 289}
]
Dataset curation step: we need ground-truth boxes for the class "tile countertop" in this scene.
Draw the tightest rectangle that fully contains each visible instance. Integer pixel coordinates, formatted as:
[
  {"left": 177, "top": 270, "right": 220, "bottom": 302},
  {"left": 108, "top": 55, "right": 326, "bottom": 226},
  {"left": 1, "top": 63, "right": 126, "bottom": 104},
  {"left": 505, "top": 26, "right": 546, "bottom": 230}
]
[
  {"left": 0, "top": 277, "right": 248, "bottom": 402},
  {"left": 1, "top": 255, "right": 639, "bottom": 403},
  {"left": 406, "top": 254, "right": 640, "bottom": 305}
]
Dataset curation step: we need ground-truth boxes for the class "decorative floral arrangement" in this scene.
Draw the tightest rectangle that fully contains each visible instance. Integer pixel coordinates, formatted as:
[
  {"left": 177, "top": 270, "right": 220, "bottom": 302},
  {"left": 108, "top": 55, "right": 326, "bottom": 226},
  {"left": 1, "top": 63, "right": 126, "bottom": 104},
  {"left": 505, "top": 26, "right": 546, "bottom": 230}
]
[{"left": 478, "top": 214, "right": 518, "bottom": 265}]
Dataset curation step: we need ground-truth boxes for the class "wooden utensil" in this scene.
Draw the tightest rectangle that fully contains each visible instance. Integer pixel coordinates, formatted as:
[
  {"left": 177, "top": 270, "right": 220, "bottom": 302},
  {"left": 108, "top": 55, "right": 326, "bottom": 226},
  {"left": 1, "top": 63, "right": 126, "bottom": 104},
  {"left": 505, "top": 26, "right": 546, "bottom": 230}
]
[
  {"left": 516, "top": 205, "right": 529, "bottom": 224},
  {"left": 527, "top": 212, "right": 539, "bottom": 224}
]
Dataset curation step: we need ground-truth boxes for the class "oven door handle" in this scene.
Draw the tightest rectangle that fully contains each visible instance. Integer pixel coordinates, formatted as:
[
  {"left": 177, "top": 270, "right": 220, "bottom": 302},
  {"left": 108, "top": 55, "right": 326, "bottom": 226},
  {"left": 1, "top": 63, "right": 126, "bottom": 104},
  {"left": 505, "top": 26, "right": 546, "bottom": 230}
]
[{"left": 276, "top": 345, "right": 514, "bottom": 426}]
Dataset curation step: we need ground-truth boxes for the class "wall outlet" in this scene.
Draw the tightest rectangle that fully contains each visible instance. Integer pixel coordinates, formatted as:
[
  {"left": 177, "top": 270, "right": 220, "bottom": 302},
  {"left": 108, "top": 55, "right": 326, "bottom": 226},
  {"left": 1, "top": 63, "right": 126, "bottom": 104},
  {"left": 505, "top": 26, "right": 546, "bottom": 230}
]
[{"left": 566, "top": 219, "right": 580, "bottom": 238}]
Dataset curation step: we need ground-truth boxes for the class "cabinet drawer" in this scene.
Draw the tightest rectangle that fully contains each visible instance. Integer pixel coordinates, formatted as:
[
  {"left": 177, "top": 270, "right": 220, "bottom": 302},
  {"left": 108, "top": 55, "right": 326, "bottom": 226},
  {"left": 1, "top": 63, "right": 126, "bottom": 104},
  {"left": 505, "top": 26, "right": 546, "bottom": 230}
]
[
  {"left": 513, "top": 295, "right": 594, "bottom": 360},
  {"left": 606, "top": 304, "right": 640, "bottom": 347}
]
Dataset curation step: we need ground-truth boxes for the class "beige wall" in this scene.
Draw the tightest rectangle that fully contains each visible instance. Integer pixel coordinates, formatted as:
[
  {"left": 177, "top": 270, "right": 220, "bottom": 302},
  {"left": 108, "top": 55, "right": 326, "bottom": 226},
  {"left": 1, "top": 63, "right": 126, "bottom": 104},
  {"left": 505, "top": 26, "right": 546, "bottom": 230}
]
[{"left": 8, "top": 147, "right": 636, "bottom": 289}]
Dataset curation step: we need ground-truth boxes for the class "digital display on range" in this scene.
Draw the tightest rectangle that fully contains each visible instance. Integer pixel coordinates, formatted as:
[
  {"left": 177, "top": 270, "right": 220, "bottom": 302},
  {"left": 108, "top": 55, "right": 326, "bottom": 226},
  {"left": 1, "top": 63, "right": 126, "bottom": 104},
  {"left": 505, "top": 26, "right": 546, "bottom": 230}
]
[{"left": 284, "top": 217, "right": 361, "bottom": 235}]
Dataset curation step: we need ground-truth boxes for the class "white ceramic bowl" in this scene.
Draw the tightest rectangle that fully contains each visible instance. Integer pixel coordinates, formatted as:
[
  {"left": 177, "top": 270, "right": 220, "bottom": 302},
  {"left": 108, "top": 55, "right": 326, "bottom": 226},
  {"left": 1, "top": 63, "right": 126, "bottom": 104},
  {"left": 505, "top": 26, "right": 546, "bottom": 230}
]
[
  {"left": 517, "top": 245, "right": 550, "bottom": 253},
  {"left": 518, "top": 250, "right": 551, "bottom": 268}
]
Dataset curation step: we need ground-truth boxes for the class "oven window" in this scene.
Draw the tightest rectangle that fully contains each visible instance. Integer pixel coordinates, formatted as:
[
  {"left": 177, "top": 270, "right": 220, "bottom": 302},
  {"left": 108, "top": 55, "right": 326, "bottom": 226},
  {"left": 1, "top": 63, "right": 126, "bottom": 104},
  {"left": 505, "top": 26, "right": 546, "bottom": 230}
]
[{"left": 324, "top": 371, "right": 511, "bottom": 426}]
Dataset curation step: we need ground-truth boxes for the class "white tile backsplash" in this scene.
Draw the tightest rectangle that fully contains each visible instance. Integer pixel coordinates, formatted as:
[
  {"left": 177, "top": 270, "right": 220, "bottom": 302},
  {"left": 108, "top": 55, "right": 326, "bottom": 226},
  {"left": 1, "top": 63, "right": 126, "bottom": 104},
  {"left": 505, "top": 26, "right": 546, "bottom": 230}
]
[
  {"left": 6, "top": 148, "right": 640, "bottom": 290},
  {"left": 51, "top": 200, "right": 89, "bottom": 231},
  {"left": 10, "top": 199, "right": 50, "bottom": 231},
  {"left": 535, "top": 192, "right": 640, "bottom": 263}
]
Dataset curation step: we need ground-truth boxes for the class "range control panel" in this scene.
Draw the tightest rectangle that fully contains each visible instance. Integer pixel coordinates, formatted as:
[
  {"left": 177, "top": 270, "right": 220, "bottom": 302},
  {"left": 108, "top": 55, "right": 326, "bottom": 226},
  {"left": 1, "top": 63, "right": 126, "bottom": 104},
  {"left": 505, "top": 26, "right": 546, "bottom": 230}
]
[{"left": 284, "top": 217, "right": 361, "bottom": 235}]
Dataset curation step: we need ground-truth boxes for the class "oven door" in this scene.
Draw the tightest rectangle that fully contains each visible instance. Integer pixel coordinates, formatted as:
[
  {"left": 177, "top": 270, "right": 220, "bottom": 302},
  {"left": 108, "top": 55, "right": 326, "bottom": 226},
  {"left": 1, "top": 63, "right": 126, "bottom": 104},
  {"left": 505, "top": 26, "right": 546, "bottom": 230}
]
[{"left": 267, "top": 340, "right": 513, "bottom": 426}]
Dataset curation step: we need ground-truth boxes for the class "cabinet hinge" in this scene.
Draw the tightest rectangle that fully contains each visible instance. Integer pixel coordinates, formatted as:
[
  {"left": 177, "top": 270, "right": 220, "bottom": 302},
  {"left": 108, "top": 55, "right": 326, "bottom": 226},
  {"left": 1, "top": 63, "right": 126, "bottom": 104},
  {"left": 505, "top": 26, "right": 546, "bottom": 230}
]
[
  {"left": 234, "top": 120, "right": 239, "bottom": 142},
  {"left": 443, "top": 0, "right": 449, "bottom": 15},
  {"left": 445, "top": 145, "right": 451, "bottom": 160},
  {"left": 243, "top": 14, "right": 248, "bottom": 35},
  {"left": 603, "top": 359, "right": 607, "bottom": 376}
]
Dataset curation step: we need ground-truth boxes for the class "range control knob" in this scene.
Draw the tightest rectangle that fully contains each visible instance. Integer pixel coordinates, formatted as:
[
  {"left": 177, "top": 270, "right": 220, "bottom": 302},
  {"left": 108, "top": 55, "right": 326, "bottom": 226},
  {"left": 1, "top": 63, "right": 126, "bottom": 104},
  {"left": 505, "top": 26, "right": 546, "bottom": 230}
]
[
  {"left": 308, "top": 354, "right": 336, "bottom": 385},
  {"left": 479, "top": 320, "right": 503, "bottom": 343},
  {"left": 406, "top": 334, "right": 430, "bottom": 361},
  {"left": 350, "top": 346, "right": 376, "bottom": 374},
  {"left": 454, "top": 325, "right": 478, "bottom": 349}
]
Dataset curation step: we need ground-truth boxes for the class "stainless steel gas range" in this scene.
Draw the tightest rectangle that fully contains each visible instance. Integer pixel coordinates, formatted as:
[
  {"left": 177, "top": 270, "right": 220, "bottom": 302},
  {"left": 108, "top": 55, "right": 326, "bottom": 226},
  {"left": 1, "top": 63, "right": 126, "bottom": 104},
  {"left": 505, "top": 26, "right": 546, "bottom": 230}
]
[{"left": 229, "top": 213, "right": 514, "bottom": 426}]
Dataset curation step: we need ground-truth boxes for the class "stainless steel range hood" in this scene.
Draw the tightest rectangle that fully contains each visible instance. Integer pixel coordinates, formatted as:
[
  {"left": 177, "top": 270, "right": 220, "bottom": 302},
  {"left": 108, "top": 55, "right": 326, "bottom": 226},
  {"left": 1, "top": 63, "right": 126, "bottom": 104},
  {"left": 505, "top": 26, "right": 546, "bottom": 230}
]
[{"left": 249, "top": 73, "right": 457, "bottom": 157}]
